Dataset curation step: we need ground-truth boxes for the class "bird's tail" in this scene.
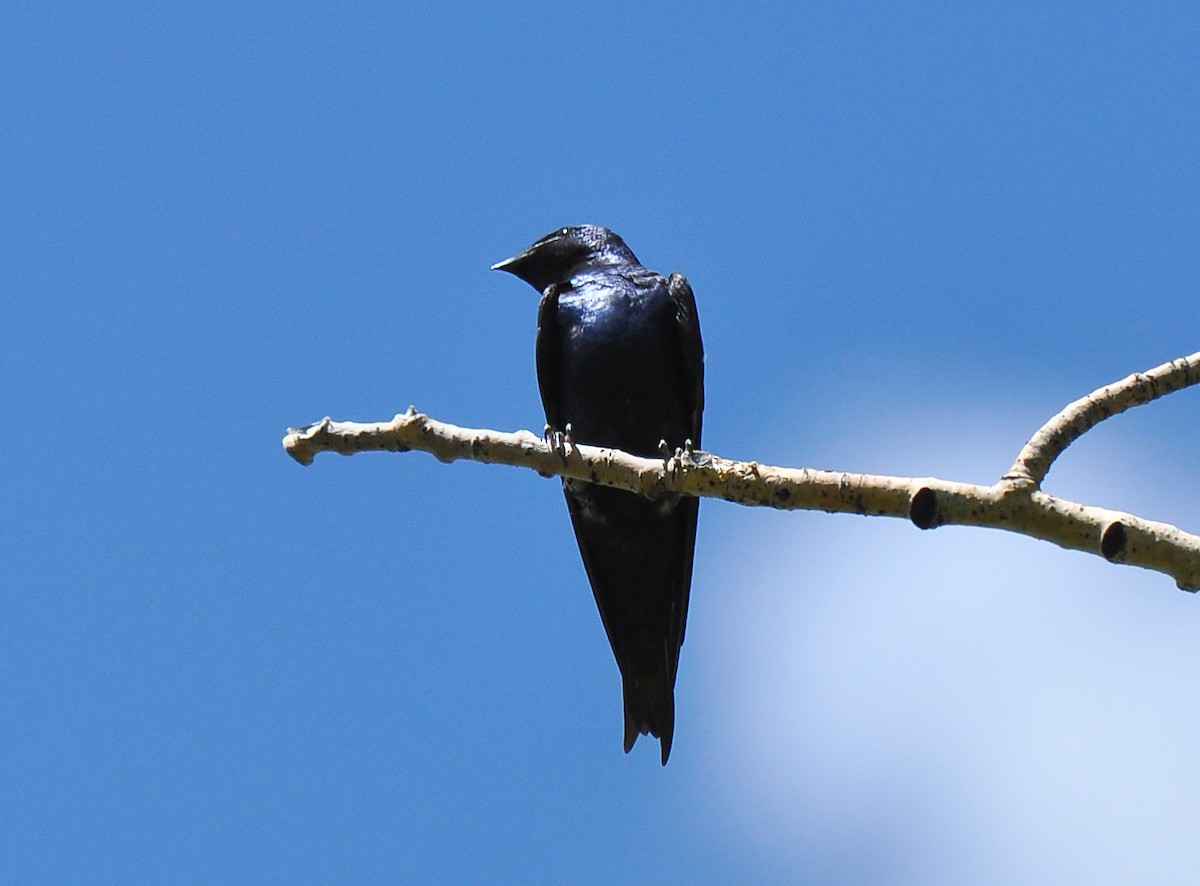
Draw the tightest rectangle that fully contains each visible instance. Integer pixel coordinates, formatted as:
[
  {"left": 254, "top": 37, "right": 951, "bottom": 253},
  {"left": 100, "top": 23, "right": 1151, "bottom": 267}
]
[{"left": 622, "top": 669, "right": 676, "bottom": 766}]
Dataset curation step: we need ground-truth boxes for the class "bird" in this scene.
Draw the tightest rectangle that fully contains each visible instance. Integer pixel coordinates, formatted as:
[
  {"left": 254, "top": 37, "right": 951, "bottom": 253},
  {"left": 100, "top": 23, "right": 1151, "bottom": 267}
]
[{"left": 492, "top": 225, "right": 704, "bottom": 764}]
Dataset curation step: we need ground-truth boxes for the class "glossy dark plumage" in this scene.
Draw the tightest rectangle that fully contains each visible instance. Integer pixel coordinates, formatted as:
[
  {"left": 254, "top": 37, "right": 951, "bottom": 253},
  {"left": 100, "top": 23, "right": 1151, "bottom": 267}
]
[{"left": 493, "top": 225, "right": 704, "bottom": 764}]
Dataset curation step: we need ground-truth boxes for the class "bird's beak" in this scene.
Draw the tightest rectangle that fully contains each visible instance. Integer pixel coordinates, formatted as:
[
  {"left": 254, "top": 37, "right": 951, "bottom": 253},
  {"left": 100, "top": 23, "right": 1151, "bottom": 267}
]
[
  {"left": 493, "top": 229, "right": 566, "bottom": 275},
  {"left": 491, "top": 246, "right": 535, "bottom": 275}
]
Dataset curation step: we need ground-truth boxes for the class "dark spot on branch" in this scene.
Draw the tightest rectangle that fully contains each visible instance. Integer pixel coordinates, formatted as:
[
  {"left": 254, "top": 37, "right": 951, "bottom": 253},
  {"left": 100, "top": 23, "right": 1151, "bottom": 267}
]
[
  {"left": 1101, "top": 521, "right": 1127, "bottom": 562},
  {"left": 910, "top": 487, "right": 939, "bottom": 529},
  {"left": 774, "top": 486, "right": 791, "bottom": 503}
]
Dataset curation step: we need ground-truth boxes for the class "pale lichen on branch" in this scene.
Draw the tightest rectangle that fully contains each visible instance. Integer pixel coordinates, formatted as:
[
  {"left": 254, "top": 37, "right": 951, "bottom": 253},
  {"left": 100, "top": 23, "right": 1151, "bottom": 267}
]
[{"left": 283, "top": 351, "right": 1200, "bottom": 592}]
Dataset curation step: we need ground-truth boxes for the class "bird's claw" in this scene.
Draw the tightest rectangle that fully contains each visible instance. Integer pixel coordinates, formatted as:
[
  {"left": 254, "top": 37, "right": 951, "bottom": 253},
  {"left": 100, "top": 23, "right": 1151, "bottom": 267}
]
[
  {"left": 659, "top": 439, "right": 688, "bottom": 477},
  {"left": 544, "top": 422, "right": 574, "bottom": 463}
]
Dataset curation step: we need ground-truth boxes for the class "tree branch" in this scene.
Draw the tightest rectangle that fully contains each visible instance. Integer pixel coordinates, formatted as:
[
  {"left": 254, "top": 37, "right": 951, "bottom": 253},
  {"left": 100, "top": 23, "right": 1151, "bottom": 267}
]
[
  {"left": 1006, "top": 352, "right": 1200, "bottom": 487},
  {"left": 282, "top": 352, "right": 1200, "bottom": 592}
]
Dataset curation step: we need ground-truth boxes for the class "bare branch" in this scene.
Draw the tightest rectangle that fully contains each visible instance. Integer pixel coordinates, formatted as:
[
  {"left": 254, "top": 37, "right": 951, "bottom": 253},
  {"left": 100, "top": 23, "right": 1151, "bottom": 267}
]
[
  {"left": 1006, "top": 351, "right": 1200, "bottom": 487},
  {"left": 283, "top": 401, "right": 1200, "bottom": 592}
]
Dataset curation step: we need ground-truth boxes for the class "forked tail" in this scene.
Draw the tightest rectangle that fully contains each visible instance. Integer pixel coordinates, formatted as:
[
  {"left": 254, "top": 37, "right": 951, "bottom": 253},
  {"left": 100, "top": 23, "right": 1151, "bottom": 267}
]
[{"left": 622, "top": 669, "right": 676, "bottom": 765}]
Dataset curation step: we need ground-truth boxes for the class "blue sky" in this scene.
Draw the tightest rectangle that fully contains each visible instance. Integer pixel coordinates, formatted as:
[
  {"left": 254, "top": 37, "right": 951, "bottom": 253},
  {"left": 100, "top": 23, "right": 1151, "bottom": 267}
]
[{"left": 4, "top": 3, "right": 1200, "bottom": 882}]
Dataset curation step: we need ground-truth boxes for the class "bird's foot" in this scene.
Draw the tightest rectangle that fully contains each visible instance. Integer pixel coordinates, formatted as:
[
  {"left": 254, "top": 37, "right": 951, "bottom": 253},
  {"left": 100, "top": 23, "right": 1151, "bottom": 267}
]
[
  {"left": 659, "top": 439, "right": 687, "bottom": 478},
  {"left": 544, "top": 422, "right": 573, "bottom": 464},
  {"left": 681, "top": 436, "right": 705, "bottom": 465}
]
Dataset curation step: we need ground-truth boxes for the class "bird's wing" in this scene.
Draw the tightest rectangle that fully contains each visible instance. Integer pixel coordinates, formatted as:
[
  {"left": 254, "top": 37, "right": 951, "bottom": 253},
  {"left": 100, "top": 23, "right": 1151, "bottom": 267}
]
[
  {"left": 665, "top": 272, "right": 705, "bottom": 661},
  {"left": 535, "top": 282, "right": 567, "bottom": 432},
  {"left": 668, "top": 272, "right": 704, "bottom": 447}
]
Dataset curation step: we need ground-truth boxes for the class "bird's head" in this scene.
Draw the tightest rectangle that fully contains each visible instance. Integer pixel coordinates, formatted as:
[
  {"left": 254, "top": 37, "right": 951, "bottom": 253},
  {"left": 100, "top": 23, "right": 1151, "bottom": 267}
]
[{"left": 492, "top": 225, "right": 639, "bottom": 292}]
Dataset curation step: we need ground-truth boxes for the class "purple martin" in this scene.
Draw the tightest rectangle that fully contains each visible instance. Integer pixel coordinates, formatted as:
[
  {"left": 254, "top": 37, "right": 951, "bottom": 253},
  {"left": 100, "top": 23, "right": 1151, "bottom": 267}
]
[{"left": 493, "top": 225, "right": 704, "bottom": 764}]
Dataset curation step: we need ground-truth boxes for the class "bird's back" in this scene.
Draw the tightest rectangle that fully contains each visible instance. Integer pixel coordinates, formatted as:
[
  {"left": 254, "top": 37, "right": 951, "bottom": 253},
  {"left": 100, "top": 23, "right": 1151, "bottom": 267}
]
[
  {"left": 539, "top": 265, "right": 701, "bottom": 764},
  {"left": 551, "top": 269, "right": 692, "bottom": 456}
]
